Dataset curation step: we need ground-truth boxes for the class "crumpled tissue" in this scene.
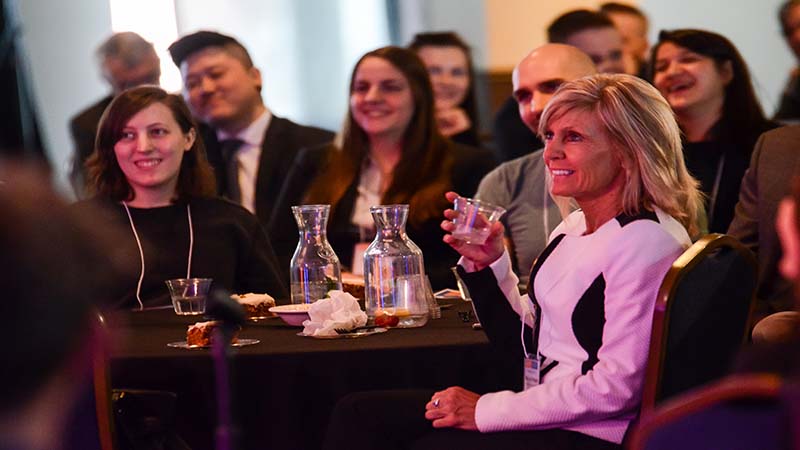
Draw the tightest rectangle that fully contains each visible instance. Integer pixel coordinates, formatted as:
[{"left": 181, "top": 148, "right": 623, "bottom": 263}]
[{"left": 302, "top": 290, "right": 367, "bottom": 336}]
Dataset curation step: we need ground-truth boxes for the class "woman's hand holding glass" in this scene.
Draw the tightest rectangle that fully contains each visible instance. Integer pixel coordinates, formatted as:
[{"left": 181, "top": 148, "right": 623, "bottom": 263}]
[{"left": 442, "top": 191, "right": 505, "bottom": 270}]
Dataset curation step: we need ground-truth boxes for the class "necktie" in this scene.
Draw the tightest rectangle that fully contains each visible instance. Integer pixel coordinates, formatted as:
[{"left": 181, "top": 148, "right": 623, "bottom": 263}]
[{"left": 219, "top": 138, "right": 244, "bottom": 203}]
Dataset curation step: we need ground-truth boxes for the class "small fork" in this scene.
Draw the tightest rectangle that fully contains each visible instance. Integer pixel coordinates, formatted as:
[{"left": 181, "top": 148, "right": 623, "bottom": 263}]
[{"left": 334, "top": 325, "right": 381, "bottom": 334}]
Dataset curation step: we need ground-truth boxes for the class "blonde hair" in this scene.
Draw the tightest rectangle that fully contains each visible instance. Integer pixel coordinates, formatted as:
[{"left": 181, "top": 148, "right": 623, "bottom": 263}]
[{"left": 539, "top": 73, "right": 703, "bottom": 236}]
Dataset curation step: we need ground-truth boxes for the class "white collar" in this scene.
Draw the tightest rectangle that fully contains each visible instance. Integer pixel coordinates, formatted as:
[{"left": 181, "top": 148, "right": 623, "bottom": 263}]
[{"left": 216, "top": 108, "right": 272, "bottom": 146}]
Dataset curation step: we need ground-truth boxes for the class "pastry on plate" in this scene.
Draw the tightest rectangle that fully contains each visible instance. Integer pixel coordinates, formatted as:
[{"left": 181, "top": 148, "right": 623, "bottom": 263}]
[
  {"left": 186, "top": 321, "right": 239, "bottom": 347},
  {"left": 340, "top": 273, "right": 365, "bottom": 300},
  {"left": 231, "top": 292, "right": 276, "bottom": 317}
]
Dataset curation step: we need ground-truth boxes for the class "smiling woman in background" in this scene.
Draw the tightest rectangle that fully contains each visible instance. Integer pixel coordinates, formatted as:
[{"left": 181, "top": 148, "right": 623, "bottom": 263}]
[
  {"left": 409, "top": 32, "right": 482, "bottom": 147},
  {"left": 270, "top": 46, "right": 495, "bottom": 289},
  {"left": 651, "top": 29, "right": 779, "bottom": 233},
  {"left": 74, "top": 86, "right": 286, "bottom": 309}
]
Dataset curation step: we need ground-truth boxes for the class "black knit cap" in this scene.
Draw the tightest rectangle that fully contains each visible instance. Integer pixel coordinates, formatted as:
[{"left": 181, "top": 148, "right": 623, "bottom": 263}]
[{"left": 168, "top": 30, "right": 243, "bottom": 66}]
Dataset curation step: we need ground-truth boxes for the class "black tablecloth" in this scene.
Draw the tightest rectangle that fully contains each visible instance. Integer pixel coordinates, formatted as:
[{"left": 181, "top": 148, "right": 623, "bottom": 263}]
[{"left": 109, "top": 302, "right": 520, "bottom": 450}]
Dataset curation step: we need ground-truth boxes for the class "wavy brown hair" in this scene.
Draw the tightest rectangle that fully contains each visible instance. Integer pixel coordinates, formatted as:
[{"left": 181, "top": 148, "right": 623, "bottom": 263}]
[
  {"left": 86, "top": 86, "right": 216, "bottom": 202},
  {"left": 304, "top": 46, "right": 453, "bottom": 227}
]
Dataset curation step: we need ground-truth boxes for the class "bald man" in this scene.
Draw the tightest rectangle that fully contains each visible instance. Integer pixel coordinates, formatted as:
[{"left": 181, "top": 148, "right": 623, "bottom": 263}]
[
  {"left": 493, "top": 11, "right": 624, "bottom": 163},
  {"left": 477, "top": 44, "right": 597, "bottom": 280}
]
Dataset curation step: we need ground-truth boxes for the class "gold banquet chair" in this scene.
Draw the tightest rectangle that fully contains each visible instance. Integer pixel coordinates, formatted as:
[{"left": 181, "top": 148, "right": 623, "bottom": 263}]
[
  {"left": 628, "top": 374, "right": 786, "bottom": 450},
  {"left": 640, "top": 233, "right": 758, "bottom": 415}
]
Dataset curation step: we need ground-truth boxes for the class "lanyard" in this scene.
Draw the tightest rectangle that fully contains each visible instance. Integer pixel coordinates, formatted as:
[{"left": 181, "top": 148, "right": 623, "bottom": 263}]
[
  {"left": 707, "top": 153, "right": 726, "bottom": 227},
  {"left": 123, "top": 203, "right": 194, "bottom": 310}
]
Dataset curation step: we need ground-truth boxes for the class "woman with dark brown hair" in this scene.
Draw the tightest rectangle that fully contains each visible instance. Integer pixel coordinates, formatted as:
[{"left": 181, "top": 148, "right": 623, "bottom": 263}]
[
  {"left": 409, "top": 31, "right": 482, "bottom": 147},
  {"left": 76, "top": 85, "right": 286, "bottom": 309},
  {"left": 650, "top": 29, "right": 779, "bottom": 233},
  {"left": 270, "top": 46, "right": 495, "bottom": 289}
]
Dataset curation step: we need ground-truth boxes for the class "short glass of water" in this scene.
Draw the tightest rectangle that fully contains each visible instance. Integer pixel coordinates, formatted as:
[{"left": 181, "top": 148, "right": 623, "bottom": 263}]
[
  {"left": 451, "top": 197, "right": 506, "bottom": 245},
  {"left": 165, "top": 278, "right": 212, "bottom": 315}
]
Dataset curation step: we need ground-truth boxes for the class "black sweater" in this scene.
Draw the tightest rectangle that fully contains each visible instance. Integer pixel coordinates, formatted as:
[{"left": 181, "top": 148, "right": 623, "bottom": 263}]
[
  {"left": 684, "top": 122, "right": 780, "bottom": 233},
  {"left": 72, "top": 196, "right": 288, "bottom": 309}
]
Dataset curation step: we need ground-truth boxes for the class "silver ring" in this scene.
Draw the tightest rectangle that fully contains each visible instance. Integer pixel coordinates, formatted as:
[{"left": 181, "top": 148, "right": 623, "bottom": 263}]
[{"left": 433, "top": 398, "right": 440, "bottom": 408}]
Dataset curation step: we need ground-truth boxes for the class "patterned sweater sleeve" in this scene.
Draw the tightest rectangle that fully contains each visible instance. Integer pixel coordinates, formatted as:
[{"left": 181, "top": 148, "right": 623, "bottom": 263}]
[{"left": 459, "top": 250, "right": 535, "bottom": 327}]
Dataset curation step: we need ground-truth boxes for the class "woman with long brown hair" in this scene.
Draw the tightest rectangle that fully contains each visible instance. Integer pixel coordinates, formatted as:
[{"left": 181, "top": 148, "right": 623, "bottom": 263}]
[
  {"left": 271, "top": 46, "right": 495, "bottom": 289},
  {"left": 650, "top": 29, "right": 779, "bottom": 233}
]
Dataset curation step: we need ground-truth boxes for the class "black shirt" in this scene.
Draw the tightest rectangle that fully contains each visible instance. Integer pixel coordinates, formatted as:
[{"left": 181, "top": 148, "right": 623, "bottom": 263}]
[
  {"left": 684, "top": 122, "right": 780, "bottom": 233},
  {"left": 72, "top": 196, "right": 288, "bottom": 308}
]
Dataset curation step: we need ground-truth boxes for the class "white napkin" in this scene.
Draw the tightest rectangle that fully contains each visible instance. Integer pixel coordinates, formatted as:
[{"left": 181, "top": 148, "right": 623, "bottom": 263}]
[{"left": 302, "top": 290, "right": 368, "bottom": 337}]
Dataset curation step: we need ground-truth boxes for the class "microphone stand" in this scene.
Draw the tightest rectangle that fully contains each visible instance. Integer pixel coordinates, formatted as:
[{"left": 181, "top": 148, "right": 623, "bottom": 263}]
[{"left": 208, "top": 289, "right": 245, "bottom": 450}]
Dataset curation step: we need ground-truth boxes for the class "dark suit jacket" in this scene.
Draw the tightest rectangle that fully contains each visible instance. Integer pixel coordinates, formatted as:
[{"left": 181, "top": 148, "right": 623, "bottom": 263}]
[
  {"left": 69, "top": 95, "right": 113, "bottom": 197},
  {"left": 268, "top": 142, "right": 497, "bottom": 289},
  {"left": 774, "top": 69, "right": 800, "bottom": 122},
  {"left": 728, "top": 125, "right": 800, "bottom": 317},
  {"left": 200, "top": 115, "right": 334, "bottom": 229}
]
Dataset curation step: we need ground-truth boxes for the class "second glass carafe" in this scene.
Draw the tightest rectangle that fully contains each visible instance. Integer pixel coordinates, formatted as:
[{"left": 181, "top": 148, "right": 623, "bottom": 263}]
[
  {"left": 363, "top": 204, "right": 429, "bottom": 328},
  {"left": 290, "top": 204, "right": 342, "bottom": 304}
]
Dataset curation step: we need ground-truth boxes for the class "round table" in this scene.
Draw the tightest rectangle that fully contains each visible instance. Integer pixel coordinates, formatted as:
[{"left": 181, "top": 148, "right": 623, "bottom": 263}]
[{"left": 109, "top": 301, "right": 520, "bottom": 450}]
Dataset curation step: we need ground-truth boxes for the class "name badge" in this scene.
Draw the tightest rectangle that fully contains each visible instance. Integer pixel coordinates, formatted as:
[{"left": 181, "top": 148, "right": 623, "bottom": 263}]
[{"left": 523, "top": 353, "right": 540, "bottom": 390}]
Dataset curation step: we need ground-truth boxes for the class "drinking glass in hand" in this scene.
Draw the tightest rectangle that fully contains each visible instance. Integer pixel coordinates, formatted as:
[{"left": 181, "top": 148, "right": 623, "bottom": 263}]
[{"left": 451, "top": 197, "right": 506, "bottom": 245}]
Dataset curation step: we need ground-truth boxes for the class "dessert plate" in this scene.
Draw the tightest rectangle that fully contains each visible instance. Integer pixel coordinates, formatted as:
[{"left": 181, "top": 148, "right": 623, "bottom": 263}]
[
  {"left": 269, "top": 304, "right": 311, "bottom": 326},
  {"left": 167, "top": 338, "right": 260, "bottom": 349},
  {"left": 246, "top": 315, "right": 279, "bottom": 322},
  {"left": 433, "top": 288, "right": 463, "bottom": 300},
  {"left": 297, "top": 327, "right": 388, "bottom": 339}
]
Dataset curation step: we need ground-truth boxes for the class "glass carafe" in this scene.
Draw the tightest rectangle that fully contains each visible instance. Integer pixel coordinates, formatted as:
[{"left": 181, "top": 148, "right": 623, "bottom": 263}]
[
  {"left": 290, "top": 205, "right": 342, "bottom": 304},
  {"left": 363, "top": 204, "right": 429, "bottom": 328}
]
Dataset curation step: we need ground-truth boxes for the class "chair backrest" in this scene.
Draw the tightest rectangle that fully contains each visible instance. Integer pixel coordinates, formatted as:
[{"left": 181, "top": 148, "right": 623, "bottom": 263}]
[
  {"left": 787, "top": 378, "right": 800, "bottom": 450},
  {"left": 93, "top": 311, "right": 116, "bottom": 450},
  {"left": 628, "top": 374, "right": 784, "bottom": 450},
  {"left": 64, "top": 310, "right": 116, "bottom": 450},
  {"left": 640, "top": 233, "right": 758, "bottom": 415}
]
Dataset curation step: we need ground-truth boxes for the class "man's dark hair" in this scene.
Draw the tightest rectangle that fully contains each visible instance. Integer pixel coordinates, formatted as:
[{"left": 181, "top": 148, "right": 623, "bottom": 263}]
[
  {"left": 779, "top": 0, "right": 800, "bottom": 36},
  {"left": 599, "top": 2, "right": 647, "bottom": 20},
  {"left": 547, "top": 9, "right": 616, "bottom": 43},
  {"left": 168, "top": 30, "right": 253, "bottom": 68}
]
